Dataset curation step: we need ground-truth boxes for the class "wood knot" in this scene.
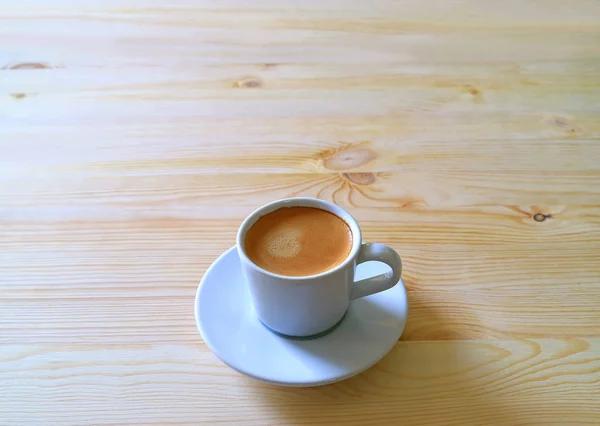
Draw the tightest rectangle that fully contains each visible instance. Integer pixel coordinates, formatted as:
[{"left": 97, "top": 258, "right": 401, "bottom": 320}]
[
  {"left": 459, "top": 84, "right": 481, "bottom": 96},
  {"left": 549, "top": 116, "right": 569, "bottom": 127},
  {"left": 547, "top": 116, "right": 578, "bottom": 138},
  {"left": 342, "top": 172, "right": 376, "bottom": 186},
  {"left": 233, "top": 77, "right": 263, "bottom": 88},
  {"left": 533, "top": 213, "right": 551, "bottom": 222},
  {"left": 322, "top": 146, "right": 376, "bottom": 171},
  {"left": 7, "top": 62, "right": 51, "bottom": 70},
  {"left": 261, "top": 63, "right": 278, "bottom": 69}
]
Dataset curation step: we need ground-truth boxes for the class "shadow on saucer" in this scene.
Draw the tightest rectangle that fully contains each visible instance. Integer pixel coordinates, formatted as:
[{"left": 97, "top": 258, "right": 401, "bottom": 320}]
[
  {"left": 274, "top": 296, "right": 405, "bottom": 375},
  {"left": 236, "top": 283, "right": 520, "bottom": 425}
]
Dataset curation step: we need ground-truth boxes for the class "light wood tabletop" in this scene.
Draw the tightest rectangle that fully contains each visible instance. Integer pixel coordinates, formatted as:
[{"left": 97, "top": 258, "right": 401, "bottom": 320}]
[{"left": 2, "top": 0, "right": 600, "bottom": 424}]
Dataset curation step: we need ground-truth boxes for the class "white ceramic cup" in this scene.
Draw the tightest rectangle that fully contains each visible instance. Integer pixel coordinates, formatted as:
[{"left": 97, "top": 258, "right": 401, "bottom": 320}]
[{"left": 237, "top": 197, "right": 403, "bottom": 337}]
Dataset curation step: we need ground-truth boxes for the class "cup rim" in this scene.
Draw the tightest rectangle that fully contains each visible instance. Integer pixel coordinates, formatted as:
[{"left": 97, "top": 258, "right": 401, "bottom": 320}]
[{"left": 236, "top": 197, "right": 362, "bottom": 281}]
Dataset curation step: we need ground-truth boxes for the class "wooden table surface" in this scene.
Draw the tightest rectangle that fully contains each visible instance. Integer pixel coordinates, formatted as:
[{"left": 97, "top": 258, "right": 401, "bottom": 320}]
[{"left": 2, "top": 1, "right": 600, "bottom": 424}]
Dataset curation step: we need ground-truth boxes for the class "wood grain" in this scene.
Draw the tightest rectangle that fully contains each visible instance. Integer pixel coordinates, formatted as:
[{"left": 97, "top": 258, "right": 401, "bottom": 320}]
[
  {"left": 1, "top": 0, "right": 599, "bottom": 424},
  {"left": 1, "top": 340, "right": 599, "bottom": 425}
]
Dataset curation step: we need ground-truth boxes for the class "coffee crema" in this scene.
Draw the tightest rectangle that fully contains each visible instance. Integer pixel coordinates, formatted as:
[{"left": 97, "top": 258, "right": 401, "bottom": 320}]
[{"left": 244, "top": 206, "right": 353, "bottom": 277}]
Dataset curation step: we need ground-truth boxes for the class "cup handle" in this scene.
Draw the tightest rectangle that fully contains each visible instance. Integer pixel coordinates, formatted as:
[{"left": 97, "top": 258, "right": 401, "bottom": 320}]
[{"left": 350, "top": 243, "right": 402, "bottom": 300}]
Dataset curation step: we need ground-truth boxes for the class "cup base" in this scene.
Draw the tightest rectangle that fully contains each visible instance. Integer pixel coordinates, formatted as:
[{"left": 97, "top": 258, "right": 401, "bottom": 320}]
[{"left": 259, "top": 310, "right": 348, "bottom": 340}]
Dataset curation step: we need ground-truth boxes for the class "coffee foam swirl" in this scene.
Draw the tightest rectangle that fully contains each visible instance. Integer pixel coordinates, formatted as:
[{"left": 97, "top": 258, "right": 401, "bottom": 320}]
[
  {"left": 244, "top": 206, "right": 352, "bottom": 277},
  {"left": 266, "top": 228, "right": 301, "bottom": 259}
]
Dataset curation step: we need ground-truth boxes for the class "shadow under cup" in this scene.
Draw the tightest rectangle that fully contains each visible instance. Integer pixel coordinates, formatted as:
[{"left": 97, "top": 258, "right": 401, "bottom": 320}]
[{"left": 236, "top": 198, "right": 363, "bottom": 338}]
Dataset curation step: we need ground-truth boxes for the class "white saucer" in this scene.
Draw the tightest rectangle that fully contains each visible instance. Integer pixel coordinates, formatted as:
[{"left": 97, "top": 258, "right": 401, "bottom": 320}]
[{"left": 195, "top": 247, "right": 408, "bottom": 387}]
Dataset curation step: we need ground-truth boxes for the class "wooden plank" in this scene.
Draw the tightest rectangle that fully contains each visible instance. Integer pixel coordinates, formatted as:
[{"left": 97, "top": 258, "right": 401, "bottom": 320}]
[
  {"left": 2, "top": 203, "right": 599, "bottom": 343},
  {"left": 1, "top": 340, "right": 599, "bottom": 425},
  {"left": 2, "top": 169, "right": 600, "bottom": 209}
]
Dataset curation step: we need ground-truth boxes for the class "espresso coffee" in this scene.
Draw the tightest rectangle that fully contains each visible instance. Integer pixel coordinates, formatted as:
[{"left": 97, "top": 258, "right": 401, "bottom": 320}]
[{"left": 244, "top": 206, "right": 353, "bottom": 277}]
